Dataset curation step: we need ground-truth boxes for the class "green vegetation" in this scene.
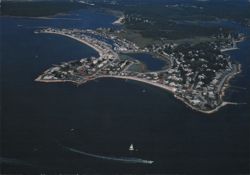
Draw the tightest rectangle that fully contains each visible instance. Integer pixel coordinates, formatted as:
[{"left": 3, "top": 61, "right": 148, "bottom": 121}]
[
  {"left": 104, "top": 1, "right": 250, "bottom": 42},
  {"left": 123, "top": 5, "right": 221, "bottom": 40},
  {"left": 119, "top": 54, "right": 145, "bottom": 72},
  {"left": 126, "top": 63, "right": 145, "bottom": 73},
  {"left": 116, "top": 29, "right": 154, "bottom": 48}
]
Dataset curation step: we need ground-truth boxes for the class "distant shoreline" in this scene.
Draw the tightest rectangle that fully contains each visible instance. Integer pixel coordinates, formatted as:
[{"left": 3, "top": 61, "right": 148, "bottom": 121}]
[{"left": 1, "top": 15, "right": 82, "bottom": 21}]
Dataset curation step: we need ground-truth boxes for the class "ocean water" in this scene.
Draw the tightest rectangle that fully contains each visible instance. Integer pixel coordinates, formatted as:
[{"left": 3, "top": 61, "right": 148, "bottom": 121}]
[{"left": 1, "top": 9, "right": 250, "bottom": 174}]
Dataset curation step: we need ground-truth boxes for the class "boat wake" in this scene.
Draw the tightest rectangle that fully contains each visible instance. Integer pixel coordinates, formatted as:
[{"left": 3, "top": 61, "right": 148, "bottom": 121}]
[
  {"left": 62, "top": 145, "right": 154, "bottom": 164},
  {"left": 0, "top": 157, "right": 32, "bottom": 166}
]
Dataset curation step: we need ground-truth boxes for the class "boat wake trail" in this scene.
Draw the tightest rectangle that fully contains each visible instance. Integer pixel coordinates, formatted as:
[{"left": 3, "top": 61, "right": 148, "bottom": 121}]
[
  {"left": 62, "top": 145, "right": 154, "bottom": 164},
  {"left": 0, "top": 157, "right": 32, "bottom": 166}
]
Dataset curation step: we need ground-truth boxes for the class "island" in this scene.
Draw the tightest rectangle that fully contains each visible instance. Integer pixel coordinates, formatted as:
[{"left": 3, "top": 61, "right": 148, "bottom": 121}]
[{"left": 35, "top": 27, "right": 244, "bottom": 114}]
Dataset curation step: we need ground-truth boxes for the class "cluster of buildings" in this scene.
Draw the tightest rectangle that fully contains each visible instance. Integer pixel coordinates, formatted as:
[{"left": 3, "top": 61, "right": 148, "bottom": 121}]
[
  {"left": 85, "top": 28, "right": 143, "bottom": 53},
  {"left": 36, "top": 27, "right": 242, "bottom": 112},
  {"left": 214, "top": 32, "right": 244, "bottom": 51},
  {"left": 36, "top": 28, "right": 142, "bottom": 84},
  {"left": 124, "top": 14, "right": 154, "bottom": 25},
  {"left": 37, "top": 28, "right": 119, "bottom": 82},
  {"left": 132, "top": 33, "right": 242, "bottom": 110}
]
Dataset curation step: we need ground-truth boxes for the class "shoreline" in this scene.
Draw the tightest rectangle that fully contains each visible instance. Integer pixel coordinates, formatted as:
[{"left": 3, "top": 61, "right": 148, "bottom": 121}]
[
  {"left": 39, "top": 31, "right": 103, "bottom": 57},
  {"left": 1, "top": 15, "right": 82, "bottom": 21},
  {"left": 35, "top": 65, "right": 242, "bottom": 114},
  {"left": 112, "top": 15, "right": 125, "bottom": 25},
  {"left": 220, "top": 64, "right": 242, "bottom": 99},
  {"left": 35, "top": 30, "right": 244, "bottom": 115},
  {"left": 221, "top": 47, "right": 239, "bottom": 52}
]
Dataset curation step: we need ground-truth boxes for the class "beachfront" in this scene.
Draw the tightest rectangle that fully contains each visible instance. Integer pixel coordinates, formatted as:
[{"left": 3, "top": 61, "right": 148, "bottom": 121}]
[{"left": 35, "top": 27, "right": 243, "bottom": 114}]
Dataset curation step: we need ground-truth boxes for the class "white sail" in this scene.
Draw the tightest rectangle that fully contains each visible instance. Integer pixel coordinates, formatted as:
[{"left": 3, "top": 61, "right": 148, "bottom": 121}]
[{"left": 129, "top": 144, "right": 134, "bottom": 151}]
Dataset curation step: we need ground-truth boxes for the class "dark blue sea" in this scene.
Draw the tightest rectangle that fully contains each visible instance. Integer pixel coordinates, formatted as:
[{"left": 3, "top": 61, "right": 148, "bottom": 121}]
[{"left": 1, "top": 9, "right": 250, "bottom": 174}]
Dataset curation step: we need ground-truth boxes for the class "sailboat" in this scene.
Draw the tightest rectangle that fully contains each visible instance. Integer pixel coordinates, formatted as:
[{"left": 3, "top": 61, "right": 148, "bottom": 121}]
[{"left": 129, "top": 144, "right": 134, "bottom": 151}]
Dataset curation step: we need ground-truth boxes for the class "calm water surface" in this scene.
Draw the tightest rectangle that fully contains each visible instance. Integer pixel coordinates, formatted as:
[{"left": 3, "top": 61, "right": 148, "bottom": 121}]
[
  {"left": 1, "top": 10, "right": 250, "bottom": 174},
  {"left": 126, "top": 53, "right": 167, "bottom": 71}
]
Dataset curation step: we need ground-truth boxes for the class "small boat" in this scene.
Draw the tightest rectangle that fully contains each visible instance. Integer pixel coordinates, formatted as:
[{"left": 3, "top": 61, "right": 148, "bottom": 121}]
[{"left": 129, "top": 144, "right": 134, "bottom": 151}]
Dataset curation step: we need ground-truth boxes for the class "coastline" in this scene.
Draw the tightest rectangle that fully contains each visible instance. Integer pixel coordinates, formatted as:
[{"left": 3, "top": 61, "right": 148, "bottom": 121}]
[
  {"left": 35, "top": 76, "right": 82, "bottom": 85},
  {"left": 35, "top": 30, "right": 244, "bottom": 115},
  {"left": 1, "top": 15, "right": 82, "bottom": 21},
  {"left": 35, "top": 64, "right": 242, "bottom": 114},
  {"left": 220, "top": 64, "right": 242, "bottom": 99},
  {"left": 39, "top": 31, "right": 103, "bottom": 56},
  {"left": 100, "top": 66, "right": 242, "bottom": 114},
  {"left": 112, "top": 15, "right": 125, "bottom": 25},
  {"left": 221, "top": 47, "right": 239, "bottom": 52}
]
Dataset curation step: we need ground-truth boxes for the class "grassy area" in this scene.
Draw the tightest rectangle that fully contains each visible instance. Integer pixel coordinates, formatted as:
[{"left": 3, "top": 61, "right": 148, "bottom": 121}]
[
  {"left": 119, "top": 54, "right": 145, "bottom": 72},
  {"left": 117, "top": 29, "right": 154, "bottom": 48},
  {"left": 166, "top": 37, "right": 216, "bottom": 45},
  {"left": 110, "top": 1, "right": 250, "bottom": 42},
  {"left": 126, "top": 63, "right": 146, "bottom": 73}
]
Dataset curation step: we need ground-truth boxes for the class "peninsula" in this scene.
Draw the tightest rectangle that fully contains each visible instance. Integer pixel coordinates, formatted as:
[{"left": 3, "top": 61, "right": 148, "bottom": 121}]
[{"left": 35, "top": 28, "right": 243, "bottom": 114}]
